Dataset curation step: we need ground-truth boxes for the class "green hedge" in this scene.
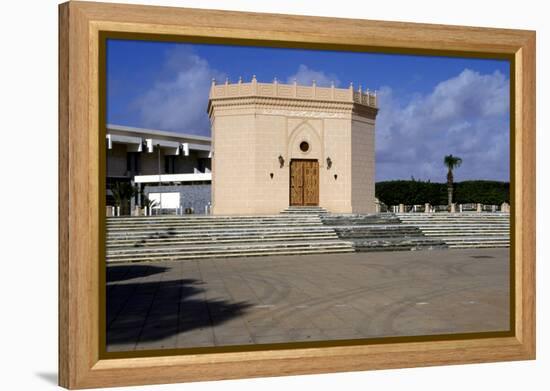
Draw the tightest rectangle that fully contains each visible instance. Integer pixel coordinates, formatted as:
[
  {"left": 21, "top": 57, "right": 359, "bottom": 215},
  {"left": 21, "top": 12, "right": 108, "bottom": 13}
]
[{"left": 375, "top": 180, "right": 509, "bottom": 206}]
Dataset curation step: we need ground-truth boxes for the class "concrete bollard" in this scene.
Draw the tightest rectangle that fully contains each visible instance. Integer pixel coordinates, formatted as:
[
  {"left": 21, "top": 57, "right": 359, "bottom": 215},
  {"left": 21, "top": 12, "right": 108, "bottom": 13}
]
[
  {"left": 450, "top": 203, "right": 456, "bottom": 213},
  {"left": 425, "top": 203, "right": 431, "bottom": 213},
  {"left": 477, "top": 203, "right": 482, "bottom": 213},
  {"left": 399, "top": 204, "right": 405, "bottom": 213},
  {"left": 459, "top": 204, "right": 463, "bottom": 213}
]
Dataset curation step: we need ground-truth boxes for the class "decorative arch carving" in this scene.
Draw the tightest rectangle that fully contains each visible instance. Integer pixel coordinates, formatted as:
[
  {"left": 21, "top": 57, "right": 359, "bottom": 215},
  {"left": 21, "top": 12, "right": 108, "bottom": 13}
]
[{"left": 287, "top": 120, "right": 324, "bottom": 164}]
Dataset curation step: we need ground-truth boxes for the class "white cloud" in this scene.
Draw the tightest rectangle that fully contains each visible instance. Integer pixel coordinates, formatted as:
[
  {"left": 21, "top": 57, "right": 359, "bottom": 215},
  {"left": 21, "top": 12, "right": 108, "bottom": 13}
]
[
  {"left": 376, "top": 69, "right": 510, "bottom": 182},
  {"left": 286, "top": 64, "right": 340, "bottom": 87},
  {"left": 133, "top": 47, "right": 225, "bottom": 135}
]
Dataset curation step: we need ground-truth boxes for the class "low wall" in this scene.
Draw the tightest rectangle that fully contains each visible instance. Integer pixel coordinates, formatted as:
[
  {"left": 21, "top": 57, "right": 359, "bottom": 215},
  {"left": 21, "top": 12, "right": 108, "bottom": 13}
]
[{"left": 143, "top": 184, "right": 211, "bottom": 214}]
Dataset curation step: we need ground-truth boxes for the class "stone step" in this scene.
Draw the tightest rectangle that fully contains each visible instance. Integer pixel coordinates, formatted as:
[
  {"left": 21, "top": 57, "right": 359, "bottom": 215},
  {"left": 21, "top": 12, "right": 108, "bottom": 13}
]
[
  {"left": 106, "top": 226, "right": 337, "bottom": 238},
  {"left": 322, "top": 220, "right": 402, "bottom": 226},
  {"left": 332, "top": 225, "right": 423, "bottom": 232},
  {"left": 106, "top": 247, "right": 355, "bottom": 263},
  {"left": 106, "top": 241, "right": 355, "bottom": 262},
  {"left": 422, "top": 232, "right": 509, "bottom": 236},
  {"left": 107, "top": 216, "right": 321, "bottom": 223},
  {"left": 401, "top": 224, "right": 509, "bottom": 229},
  {"left": 108, "top": 214, "right": 320, "bottom": 221},
  {"left": 395, "top": 212, "right": 510, "bottom": 216},
  {"left": 397, "top": 214, "right": 509, "bottom": 217},
  {"left": 354, "top": 246, "right": 447, "bottom": 252},
  {"left": 354, "top": 244, "right": 448, "bottom": 252},
  {"left": 350, "top": 237, "right": 448, "bottom": 252},
  {"left": 448, "top": 243, "right": 510, "bottom": 248},
  {"left": 107, "top": 233, "right": 339, "bottom": 247},
  {"left": 399, "top": 216, "right": 510, "bottom": 220},
  {"left": 107, "top": 239, "right": 353, "bottom": 255},
  {"left": 281, "top": 210, "right": 328, "bottom": 217},
  {"left": 334, "top": 230, "right": 428, "bottom": 237},
  {"left": 440, "top": 237, "right": 509, "bottom": 242},
  {"left": 107, "top": 217, "right": 322, "bottom": 224},
  {"left": 398, "top": 217, "right": 510, "bottom": 220},
  {"left": 419, "top": 226, "right": 510, "bottom": 230},
  {"left": 399, "top": 220, "right": 510, "bottom": 224},
  {"left": 106, "top": 222, "right": 325, "bottom": 232},
  {"left": 402, "top": 221, "right": 510, "bottom": 223},
  {"left": 280, "top": 207, "right": 329, "bottom": 215}
]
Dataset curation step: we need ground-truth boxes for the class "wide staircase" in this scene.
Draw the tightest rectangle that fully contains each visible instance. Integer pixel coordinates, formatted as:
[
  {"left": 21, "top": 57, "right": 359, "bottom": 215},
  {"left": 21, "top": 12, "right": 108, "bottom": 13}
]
[
  {"left": 321, "top": 214, "right": 448, "bottom": 252},
  {"left": 396, "top": 213, "right": 510, "bottom": 248},
  {"left": 106, "top": 214, "right": 354, "bottom": 263}
]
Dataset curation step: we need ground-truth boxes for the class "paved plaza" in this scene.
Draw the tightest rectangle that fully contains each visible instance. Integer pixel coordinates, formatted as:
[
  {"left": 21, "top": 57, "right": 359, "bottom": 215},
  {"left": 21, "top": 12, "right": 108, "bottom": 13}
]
[{"left": 106, "top": 248, "right": 510, "bottom": 352}]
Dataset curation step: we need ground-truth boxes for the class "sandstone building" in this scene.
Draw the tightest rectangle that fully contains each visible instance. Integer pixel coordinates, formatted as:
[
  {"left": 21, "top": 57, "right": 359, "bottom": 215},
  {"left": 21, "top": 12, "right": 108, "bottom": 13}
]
[{"left": 207, "top": 77, "right": 378, "bottom": 215}]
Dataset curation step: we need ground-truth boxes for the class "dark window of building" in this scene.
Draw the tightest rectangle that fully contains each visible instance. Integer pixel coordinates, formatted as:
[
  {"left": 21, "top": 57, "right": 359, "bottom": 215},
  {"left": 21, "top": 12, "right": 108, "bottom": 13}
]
[
  {"left": 165, "top": 155, "right": 176, "bottom": 174},
  {"left": 198, "top": 158, "right": 210, "bottom": 173},
  {"left": 126, "top": 152, "right": 141, "bottom": 174}
]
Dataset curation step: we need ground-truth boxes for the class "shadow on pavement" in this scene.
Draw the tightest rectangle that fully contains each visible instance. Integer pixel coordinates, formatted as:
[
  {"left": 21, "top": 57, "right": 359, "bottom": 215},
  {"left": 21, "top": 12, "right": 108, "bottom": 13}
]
[
  {"left": 106, "top": 264, "right": 168, "bottom": 283},
  {"left": 107, "top": 266, "right": 251, "bottom": 349}
]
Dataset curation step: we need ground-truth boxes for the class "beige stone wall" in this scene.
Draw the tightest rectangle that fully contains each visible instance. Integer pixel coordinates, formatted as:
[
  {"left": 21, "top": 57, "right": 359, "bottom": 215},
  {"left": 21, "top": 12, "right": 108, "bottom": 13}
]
[
  {"left": 351, "top": 115, "right": 376, "bottom": 213},
  {"left": 209, "top": 80, "right": 378, "bottom": 215},
  {"left": 211, "top": 112, "right": 257, "bottom": 215},
  {"left": 321, "top": 117, "right": 352, "bottom": 213},
  {"left": 249, "top": 114, "right": 289, "bottom": 214},
  {"left": 211, "top": 110, "right": 358, "bottom": 215}
]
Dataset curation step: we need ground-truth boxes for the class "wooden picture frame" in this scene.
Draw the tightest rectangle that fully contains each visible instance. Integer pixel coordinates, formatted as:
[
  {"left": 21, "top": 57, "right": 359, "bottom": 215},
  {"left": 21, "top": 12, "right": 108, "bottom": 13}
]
[{"left": 58, "top": 1, "right": 536, "bottom": 388}]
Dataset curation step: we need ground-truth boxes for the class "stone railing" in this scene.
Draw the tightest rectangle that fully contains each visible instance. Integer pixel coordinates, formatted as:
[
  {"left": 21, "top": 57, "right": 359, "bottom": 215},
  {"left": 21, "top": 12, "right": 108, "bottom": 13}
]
[
  {"left": 380, "top": 202, "right": 511, "bottom": 214},
  {"left": 209, "top": 75, "right": 377, "bottom": 108}
]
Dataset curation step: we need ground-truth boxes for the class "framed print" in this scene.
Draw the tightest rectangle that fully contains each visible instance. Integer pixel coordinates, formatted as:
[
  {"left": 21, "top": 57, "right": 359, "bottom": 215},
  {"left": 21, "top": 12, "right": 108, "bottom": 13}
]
[{"left": 58, "top": 1, "right": 535, "bottom": 389}]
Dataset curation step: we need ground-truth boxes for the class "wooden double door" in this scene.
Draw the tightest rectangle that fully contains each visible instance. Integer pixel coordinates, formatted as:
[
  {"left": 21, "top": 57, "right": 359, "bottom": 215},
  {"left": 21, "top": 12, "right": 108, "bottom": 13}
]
[{"left": 290, "top": 159, "right": 319, "bottom": 206}]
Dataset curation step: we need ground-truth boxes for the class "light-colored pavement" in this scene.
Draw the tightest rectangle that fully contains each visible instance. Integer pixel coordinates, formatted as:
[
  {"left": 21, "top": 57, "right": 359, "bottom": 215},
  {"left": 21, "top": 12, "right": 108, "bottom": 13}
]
[{"left": 106, "top": 248, "right": 510, "bottom": 352}]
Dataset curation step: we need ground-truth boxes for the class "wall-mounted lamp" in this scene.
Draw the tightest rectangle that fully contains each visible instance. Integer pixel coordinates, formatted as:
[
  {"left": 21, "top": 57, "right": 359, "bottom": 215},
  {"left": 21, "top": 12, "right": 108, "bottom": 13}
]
[
  {"left": 270, "top": 173, "right": 274, "bottom": 179},
  {"left": 326, "top": 157, "right": 333, "bottom": 169},
  {"left": 278, "top": 155, "right": 285, "bottom": 168},
  {"left": 334, "top": 174, "right": 338, "bottom": 180}
]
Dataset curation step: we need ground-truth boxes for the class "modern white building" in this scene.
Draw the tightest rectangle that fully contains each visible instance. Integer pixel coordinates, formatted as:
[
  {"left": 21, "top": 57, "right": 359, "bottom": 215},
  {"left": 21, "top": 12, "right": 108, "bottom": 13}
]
[{"left": 106, "top": 124, "right": 212, "bottom": 213}]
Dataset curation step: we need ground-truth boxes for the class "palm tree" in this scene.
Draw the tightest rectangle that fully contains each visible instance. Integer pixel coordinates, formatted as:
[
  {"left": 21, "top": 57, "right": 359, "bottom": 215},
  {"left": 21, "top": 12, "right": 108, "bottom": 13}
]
[
  {"left": 111, "top": 181, "right": 136, "bottom": 215},
  {"left": 444, "top": 154, "right": 462, "bottom": 210}
]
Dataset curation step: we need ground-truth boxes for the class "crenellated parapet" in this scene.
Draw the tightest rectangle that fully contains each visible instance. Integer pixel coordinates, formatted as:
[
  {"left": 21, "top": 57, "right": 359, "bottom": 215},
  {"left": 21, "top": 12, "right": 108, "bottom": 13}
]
[{"left": 208, "top": 75, "right": 377, "bottom": 109}]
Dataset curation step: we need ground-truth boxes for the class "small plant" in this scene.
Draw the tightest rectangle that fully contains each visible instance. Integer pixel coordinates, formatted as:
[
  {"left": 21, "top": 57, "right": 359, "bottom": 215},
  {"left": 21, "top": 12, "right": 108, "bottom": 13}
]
[{"left": 143, "top": 196, "right": 159, "bottom": 210}]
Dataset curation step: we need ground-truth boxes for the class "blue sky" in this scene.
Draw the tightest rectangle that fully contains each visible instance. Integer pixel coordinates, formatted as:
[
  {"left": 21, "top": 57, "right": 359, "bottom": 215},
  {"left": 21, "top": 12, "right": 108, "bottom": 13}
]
[{"left": 107, "top": 39, "right": 510, "bottom": 182}]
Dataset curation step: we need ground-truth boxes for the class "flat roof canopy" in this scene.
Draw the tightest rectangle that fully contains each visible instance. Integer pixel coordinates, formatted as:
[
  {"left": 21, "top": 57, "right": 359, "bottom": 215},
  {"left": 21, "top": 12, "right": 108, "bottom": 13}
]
[{"left": 133, "top": 173, "right": 212, "bottom": 184}]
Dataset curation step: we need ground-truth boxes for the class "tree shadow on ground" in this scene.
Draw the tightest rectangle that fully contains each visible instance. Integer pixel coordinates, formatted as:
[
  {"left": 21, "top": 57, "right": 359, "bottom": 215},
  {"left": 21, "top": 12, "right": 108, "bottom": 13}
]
[
  {"left": 106, "top": 264, "right": 169, "bottom": 283},
  {"left": 106, "top": 267, "right": 251, "bottom": 350}
]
